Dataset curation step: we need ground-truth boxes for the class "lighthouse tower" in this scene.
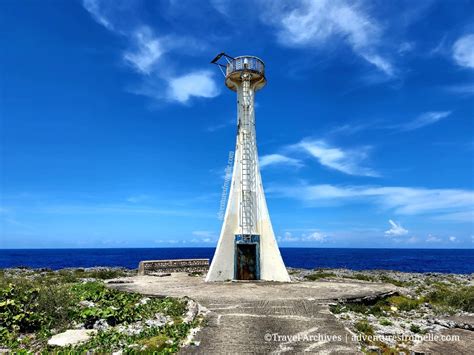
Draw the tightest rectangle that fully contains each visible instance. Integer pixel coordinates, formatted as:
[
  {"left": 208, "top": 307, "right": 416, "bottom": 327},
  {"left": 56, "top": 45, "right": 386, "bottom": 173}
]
[{"left": 206, "top": 54, "right": 290, "bottom": 282}]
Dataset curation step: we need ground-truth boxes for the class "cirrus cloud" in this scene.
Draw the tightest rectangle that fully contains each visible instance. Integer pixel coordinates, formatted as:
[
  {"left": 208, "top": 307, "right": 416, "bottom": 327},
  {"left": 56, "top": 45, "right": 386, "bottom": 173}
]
[
  {"left": 292, "top": 139, "right": 380, "bottom": 177},
  {"left": 268, "top": 183, "right": 474, "bottom": 221},
  {"left": 453, "top": 34, "right": 474, "bottom": 69},
  {"left": 384, "top": 220, "right": 408, "bottom": 237},
  {"left": 262, "top": 0, "right": 394, "bottom": 76},
  {"left": 259, "top": 154, "right": 303, "bottom": 169},
  {"left": 82, "top": 0, "right": 219, "bottom": 105}
]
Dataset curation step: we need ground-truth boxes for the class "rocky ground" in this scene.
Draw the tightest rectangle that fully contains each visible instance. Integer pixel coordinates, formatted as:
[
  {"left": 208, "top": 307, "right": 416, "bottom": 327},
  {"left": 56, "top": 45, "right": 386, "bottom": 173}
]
[
  {"left": 288, "top": 268, "right": 474, "bottom": 353},
  {"left": 1, "top": 266, "right": 472, "bottom": 354}
]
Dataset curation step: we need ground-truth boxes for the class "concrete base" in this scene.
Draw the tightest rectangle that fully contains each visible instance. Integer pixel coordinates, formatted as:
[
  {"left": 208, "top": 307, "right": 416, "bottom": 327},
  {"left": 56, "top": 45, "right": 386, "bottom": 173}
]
[{"left": 108, "top": 273, "right": 397, "bottom": 353}]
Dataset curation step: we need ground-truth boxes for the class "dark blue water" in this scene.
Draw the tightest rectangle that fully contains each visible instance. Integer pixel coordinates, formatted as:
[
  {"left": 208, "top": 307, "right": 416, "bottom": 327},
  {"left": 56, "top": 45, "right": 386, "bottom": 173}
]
[{"left": 0, "top": 248, "right": 473, "bottom": 274}]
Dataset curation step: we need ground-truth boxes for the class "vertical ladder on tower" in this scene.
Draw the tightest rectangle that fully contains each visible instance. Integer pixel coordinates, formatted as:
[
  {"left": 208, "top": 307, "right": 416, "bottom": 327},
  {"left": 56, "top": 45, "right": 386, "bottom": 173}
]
[{"left": 239, "top": 74, "right": 257, "bottom": 242}]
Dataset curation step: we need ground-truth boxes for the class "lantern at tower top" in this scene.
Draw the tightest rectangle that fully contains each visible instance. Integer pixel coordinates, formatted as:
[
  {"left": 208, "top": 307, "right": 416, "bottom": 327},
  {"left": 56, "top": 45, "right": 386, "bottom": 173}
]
[{"left": 211, "top": 53, "right": 266, "bottom": 92}]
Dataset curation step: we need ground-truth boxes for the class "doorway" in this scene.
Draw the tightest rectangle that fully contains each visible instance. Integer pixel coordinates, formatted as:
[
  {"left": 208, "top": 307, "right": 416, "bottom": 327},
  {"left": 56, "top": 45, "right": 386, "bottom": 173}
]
[{"left": 235, "top": 243, "right": 258, "bottom": 280}]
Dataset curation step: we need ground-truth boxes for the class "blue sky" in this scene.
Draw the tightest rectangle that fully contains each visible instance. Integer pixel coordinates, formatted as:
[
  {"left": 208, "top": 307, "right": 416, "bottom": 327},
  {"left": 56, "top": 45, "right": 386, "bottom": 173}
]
[{"left": 1, "top": 0, "right": 473, "bottom": 249}]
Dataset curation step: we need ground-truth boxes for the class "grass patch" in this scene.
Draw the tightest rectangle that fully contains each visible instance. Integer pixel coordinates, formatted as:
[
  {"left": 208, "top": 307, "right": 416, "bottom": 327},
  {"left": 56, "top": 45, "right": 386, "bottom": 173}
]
[
  {"left": 378, "top": 275, "right": 410, "bottom": 287},
  {"left": 355, "top": 320, "right": 374, "bottom": 335},
  {"left": 329, "top": 304, "right": 346, "bottom": 314},
  {"left": 138, "top": 334, "right": 170, "bottom": 352},
  {"left": 346, "top": 274, "right": 376, "bottom": 282},
  {"left": 305, "top": 272, "right": 337, "bottom": 281},
  {"left": 58, "top": 268, "right": 132, "bottom": 281},
  {"left": 379, "top": 319, "right": 392, "bottom": 326},
  {"left": 330, "top": 294, "right": 421, "bottom": 318},
  {"left": 409, "top": 324, "right": 424, "bottom": 334},
  {"left": 386, "top": 295, "right": 421, "bottom": 312},
  {"left": 425, "top": 284, "right": 474, "bottom": 312}
]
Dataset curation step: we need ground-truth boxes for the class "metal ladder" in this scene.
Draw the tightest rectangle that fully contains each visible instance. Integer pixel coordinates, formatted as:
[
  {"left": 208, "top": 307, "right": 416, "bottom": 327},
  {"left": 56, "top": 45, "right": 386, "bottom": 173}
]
[{"left": 239, "top": 73, "right": 257, "bottom": 242}]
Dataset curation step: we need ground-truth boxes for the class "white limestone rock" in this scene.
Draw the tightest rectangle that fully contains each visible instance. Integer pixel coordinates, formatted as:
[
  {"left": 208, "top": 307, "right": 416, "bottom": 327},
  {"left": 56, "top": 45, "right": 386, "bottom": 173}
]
[{"left": 48, "top": 329, "right": 97, "bottom": 347}]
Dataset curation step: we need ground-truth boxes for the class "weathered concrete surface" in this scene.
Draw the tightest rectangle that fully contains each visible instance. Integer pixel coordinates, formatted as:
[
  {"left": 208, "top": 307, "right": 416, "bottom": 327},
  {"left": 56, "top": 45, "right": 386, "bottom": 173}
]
[
  {"left": 411, "top": 329, "right": 474, "bottom": 354},
  {"left": 109, "top": 274, "right": 398, "bottom": 354},
  {"left": 108, "top": 273, "right": 396, "bottom": 302}
]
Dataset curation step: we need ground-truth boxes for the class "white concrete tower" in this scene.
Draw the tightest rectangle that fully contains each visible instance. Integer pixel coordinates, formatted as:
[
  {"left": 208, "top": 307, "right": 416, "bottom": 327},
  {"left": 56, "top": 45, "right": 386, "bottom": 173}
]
[{"left": 206, "top": 54, "right": 290, "bottom": 282}]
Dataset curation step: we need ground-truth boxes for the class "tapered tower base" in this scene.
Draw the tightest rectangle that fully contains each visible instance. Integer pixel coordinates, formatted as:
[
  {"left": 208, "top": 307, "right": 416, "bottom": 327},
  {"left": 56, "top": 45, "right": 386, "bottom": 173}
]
[{"left": 205, "top": 142, "right": 290, "bottom": 282}]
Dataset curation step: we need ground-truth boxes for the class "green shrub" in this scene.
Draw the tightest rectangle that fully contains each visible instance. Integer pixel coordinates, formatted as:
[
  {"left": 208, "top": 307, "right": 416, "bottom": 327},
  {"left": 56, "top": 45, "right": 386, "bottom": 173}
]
[
  {"left": 71, "top": 282, "right": 186, "bottom": 327},
  {"left": 0, "top": 269, "right": 189, "bottom": 352},
  {"left": 379, "top": 319, "right": 392, "bottom": 326},
  {"left": 347, "top": 274, "right": 376, "bottom": 282},
  {"left": 355, "top": 320, "right": 374, "bottom": 335},
  {"left": 426, "top": 285, "right": 474, "bottom": 312},
  {"left": 329, "top": 304, "right": 346, "bottom": 314},
  {"left": 0, "top": 279, "right": 78, "bottom": 345},
  {"left": 386, "top": 295, "right": 421, "bottom": 312},
  {"left": 85, "top": 269, "right": 130, "bottom": 280},
  {"left": 305, "top": 272, "right": 337, "bottom": 281}
]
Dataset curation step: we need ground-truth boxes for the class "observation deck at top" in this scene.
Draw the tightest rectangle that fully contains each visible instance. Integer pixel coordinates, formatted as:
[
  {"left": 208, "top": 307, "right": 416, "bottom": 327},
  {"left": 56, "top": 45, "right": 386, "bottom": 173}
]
[{"left": 225, "top": 56, "right": 266, "bottom": 92}]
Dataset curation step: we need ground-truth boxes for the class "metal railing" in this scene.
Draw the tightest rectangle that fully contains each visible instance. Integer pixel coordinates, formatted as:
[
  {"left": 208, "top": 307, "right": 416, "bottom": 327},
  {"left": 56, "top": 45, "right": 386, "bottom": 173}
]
[{"left": 226, "top": 56, "right": 265, "bottom": 77}]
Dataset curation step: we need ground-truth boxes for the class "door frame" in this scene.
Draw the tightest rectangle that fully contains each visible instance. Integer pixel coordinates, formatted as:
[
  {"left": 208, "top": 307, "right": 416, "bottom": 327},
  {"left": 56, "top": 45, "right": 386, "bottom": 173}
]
[{"left": 234, "top": 234, "right": 260, "bottom": 280}]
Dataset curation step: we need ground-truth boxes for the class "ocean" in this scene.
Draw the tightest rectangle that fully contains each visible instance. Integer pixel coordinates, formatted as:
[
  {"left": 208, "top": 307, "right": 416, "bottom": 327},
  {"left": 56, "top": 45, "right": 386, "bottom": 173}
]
[{"left": 1, "top": 248, "right": 473, "bottom": 274}]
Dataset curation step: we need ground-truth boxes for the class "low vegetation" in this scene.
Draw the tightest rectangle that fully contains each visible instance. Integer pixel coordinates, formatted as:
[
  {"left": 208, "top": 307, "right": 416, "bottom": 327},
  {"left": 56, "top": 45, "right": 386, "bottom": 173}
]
[
  {"left": 303, "top": 269, "right": 412, "bottom": 287},
  {"left": 304, "top": 271, "right": 337, "bottom": 281},
  {"left": 425, "top": 284, "right": 474, "bottom": 313},
  {"left": 330, "top": 295, "right": 423, "bottom": 318},
  {"left": 0, "top": 268, "right": 198, "bottom": 352},
  {"left": 379, "top": 319, "right": 392, "bottom": 326},
  {"left": 347, "top": 274, "right": 376, "bottom": 282},
  {"left": 354, "top": 320, "right": 374, "bottom": 335}
]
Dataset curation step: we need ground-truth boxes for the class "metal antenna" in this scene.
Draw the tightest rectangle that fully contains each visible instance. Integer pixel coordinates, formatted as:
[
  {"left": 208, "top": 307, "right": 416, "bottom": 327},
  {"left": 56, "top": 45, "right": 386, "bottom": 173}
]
[{"left": 210, "top": 52, "right": 235, "bottom": 77}]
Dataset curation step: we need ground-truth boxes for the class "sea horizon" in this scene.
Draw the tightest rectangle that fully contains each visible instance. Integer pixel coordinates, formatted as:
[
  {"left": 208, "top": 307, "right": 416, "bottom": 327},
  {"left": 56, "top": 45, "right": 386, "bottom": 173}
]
[
  {"left": 2, "top": 246, "right": 473, "bottom": 250},
  {"left": 2, "top": 247, "right": 473, "bottom": 274}
]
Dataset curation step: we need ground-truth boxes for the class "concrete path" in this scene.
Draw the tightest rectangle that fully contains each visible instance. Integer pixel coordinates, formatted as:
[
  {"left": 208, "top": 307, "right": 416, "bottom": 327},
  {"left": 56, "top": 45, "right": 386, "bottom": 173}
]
[{"left": 109, "top": 274, "right": 397, "bottom": 354}]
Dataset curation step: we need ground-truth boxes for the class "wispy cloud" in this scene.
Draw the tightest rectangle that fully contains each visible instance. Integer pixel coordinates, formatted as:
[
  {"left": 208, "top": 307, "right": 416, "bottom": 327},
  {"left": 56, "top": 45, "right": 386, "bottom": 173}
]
[
  {"left": 329, "top": 123, "right": 371, "bottom": 136},
  {"left": 292, "top": 139, "right": 379, "bottom": 177},
  {"left": 269, "top": 183, "right": 474, "bottom": 220},
  {"left": 82, "top": 0, "right": 115, "bottom": 31},
  {"left": 191, "top": 230, "right": 217, "bottom": 243},
  {"left": 123, "top": 27, "right": 166, "bottom": 75},
  {"left": 262, "top": 0, "right": 394, "bottom": 76},
  {"left": 192, "top": 230, "right": 215, "bottom": 238},
  {"left": 384, "top": 219, "right": 408, "bottom": 237},
  {"left": 259, "top": 154, "right": 303, "bottom": 169},
  {"left": 445, "top": 84, "right": 474, "bottom": 96},
  {"left": 452, "top": 34, "right": 474, "bottom": 69},
  {"left": 166, "top": 71, "right": 219, "bottom": 103},
  {"left": 398, "top": 42, "right": 415, "bottom": 55},
  {"left": 426, "top": 234, "right": 442, "bottom": 243},
  {"left": 278, "top": 231, "right": 328, "bottom": 243},
  {"left": 433, "top": 210, "right": 474, "bottom": 222},
  {"left": 82, "top": 0, "right": 219, "bottom": 105},
  {"left": 303, "top": 231, "right": 328, "bottom": 242},
  {"left": 399, "top": 111, "right": 451, "bottom": 131}
]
